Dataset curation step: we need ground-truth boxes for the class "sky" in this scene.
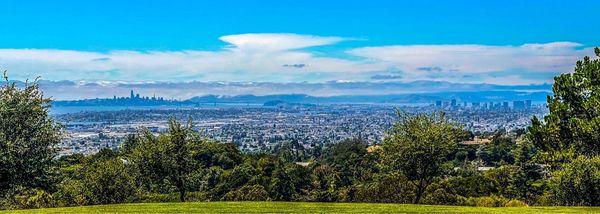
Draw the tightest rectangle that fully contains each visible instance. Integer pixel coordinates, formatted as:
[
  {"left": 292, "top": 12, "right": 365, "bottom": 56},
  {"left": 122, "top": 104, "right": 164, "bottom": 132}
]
[{"left": 1, "top": 0, "right": 599, "bottom": 88}]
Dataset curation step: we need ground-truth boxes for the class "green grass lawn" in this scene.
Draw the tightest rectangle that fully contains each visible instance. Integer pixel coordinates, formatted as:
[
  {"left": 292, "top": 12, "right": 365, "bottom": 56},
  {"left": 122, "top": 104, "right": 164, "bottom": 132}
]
[{"left": 3, "top": 202, "right": 599, "bottom": 213}]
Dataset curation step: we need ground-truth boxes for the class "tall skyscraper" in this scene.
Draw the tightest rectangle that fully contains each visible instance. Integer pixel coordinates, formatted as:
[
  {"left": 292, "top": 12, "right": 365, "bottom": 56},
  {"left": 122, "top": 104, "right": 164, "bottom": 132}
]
[
  {"left": 513, "top": 100, "right": 525, "bottom": 109},
  {"left": 525, "top": 100, "right": 532, "bottom": 109}
]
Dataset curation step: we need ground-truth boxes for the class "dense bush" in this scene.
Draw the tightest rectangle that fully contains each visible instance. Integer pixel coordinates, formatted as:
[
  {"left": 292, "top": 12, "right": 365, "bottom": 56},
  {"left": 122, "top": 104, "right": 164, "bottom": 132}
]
[
  {"left": 545, "top": 156, "right": 600, "bottom": 206},
  {"left": 504, "top": 199, "right": 528, "bottom": 207},
  {"left": 350, "top": 172, "right": 413, "bottom": 203},
  {"left": 53, "top": 158, "right": 137, "bottom": 206},
  {"left": 463, "top": 195, "right": 509, "bottom": 207},
  {"left": 224, "top": 185, "right": 271, "bottom": 201},
  {"left": 0, "top": 75, "right": 61, "bottom": 197},
  {"left": 0, "top": 187, "right": 56, "bottom": 210}
]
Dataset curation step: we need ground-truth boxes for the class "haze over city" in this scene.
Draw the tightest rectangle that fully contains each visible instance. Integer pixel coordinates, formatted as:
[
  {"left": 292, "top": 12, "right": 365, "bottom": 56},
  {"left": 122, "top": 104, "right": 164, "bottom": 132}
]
[{"left": 3, "top": 0, "right": 599, "bottom": 99}]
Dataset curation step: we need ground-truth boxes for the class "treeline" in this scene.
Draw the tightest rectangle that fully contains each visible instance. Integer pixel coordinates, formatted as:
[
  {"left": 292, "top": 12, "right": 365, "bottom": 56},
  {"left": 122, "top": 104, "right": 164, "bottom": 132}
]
[{"left": 1, "top": 48, "right": 600, "bottom": 210}]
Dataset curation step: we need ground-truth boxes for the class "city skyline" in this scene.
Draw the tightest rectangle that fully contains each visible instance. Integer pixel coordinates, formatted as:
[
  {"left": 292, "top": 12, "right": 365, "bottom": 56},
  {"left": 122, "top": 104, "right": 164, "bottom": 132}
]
[{"left": 2, "top": 0, "right": 599, "bottom": 90}]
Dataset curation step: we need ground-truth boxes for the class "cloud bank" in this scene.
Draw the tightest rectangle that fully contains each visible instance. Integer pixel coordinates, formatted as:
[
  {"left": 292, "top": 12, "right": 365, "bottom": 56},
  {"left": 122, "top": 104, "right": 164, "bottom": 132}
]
[
  {"left": 0, "top": 33, "right": 595, "bottom": 85},
  {"left": 26, "top": 80, "right": 551, "bottom": 100}
]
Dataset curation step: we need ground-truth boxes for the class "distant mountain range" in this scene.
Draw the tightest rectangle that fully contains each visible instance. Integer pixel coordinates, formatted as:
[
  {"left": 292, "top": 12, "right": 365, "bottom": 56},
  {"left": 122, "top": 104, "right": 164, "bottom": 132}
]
[
  {"left": 10, "top": 79, "right": 553, "bottom": 104},
  {"left": 187, "top": 91, "right": 550, "bottom": 104},
  {"left": 52, "top": 90, "right": 551, "bottom": 107},
  {"left": 5, "top": 81, "right": 552, "bottom": 102}
]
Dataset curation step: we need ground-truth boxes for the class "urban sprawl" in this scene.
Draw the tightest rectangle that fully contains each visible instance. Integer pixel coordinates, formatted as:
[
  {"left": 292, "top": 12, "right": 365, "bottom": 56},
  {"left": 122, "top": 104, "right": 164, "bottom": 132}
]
[{"left": 55, "top": 93, "right": 546, "bottom": 155}]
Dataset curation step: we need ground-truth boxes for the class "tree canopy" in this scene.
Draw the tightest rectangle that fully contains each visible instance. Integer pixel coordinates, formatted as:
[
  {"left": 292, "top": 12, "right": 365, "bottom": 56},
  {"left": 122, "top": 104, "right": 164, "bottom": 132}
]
[
  {"left": 382, "top": 111, "right": 460, "bottom": 204},
  {"left": 529, "top": 48, "right": 600, "bottom": 165},
  {"left": 0, "top": 73, "right": 61, "bottom": 193}
]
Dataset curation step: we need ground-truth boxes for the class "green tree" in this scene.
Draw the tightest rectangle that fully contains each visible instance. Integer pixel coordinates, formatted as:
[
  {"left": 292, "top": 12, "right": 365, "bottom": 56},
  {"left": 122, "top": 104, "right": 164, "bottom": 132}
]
[
  {"left": 0, "top": 73, "right": 61, "bottom": 193},
  {"left": 120, "top": 134, "right": 140, "bottom": 154},
  {"left": 319, "top": 138, "right": 377, "bottom": 187},
  {"left": 528, "top": 47, "right": 600, "bottom": 165},
  {"left": 351, "top": 172, "right": 413, "bottom": 203},
  {"left": 129, "top": 119, "right": 205, "bottom": 202},
  {"left": 127, "top": 130, "right": 172, "bottom": 194},
  {"left": 54, "top": 157, "right": 137, "bottom": 206},
  {"left": 382, "top": 112, "right": 459, "bottom": 204},
  {"left": 268, "top": 161, "right": 295, "bottom": 201},
  {"left": 81, "top": 158, "right": 137, "bottom": 205},
  {"left": 307, "top": 164, "right": 341, "bottom": 202},
  {"left": 546, "top": 155, "right": 600, "bottom": 206},
  {"left": 477, "top": 137, "right": 516, "bottom": 166}
]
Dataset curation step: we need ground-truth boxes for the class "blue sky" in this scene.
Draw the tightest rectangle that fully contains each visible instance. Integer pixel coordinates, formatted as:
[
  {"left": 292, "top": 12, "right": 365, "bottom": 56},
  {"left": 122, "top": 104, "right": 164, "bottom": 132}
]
[{"left": 1, "top": 0, "right": 599, "bottom": 85}]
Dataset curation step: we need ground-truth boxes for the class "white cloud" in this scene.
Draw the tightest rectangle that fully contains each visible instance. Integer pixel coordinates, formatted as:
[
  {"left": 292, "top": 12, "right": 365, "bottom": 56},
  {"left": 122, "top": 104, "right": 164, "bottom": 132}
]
[
  {"left": 1, "top": 33, "right": 369, "bottom": 82},
  {"left": 219, "top": 33, "right": 346, "bottom": 51},
  {"left": 347, "top": 42, "right": 591, "bottom": 80},
  {"left": 0, "top": 33, "right": 594, "bottom": 85}
]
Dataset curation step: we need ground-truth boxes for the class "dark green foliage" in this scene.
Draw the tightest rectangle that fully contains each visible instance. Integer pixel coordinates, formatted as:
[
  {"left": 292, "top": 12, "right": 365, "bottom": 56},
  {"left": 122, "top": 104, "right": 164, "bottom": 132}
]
[
  {"left": 0, "top": 74, "right": 61, "bottom": 194},
  {"left": 53, "top": 157, "right": 137, "bottom": 206},
  {"left": 382, "top": 111, "right": 460, "bottom": 203},
  {"left": 267, "top": 162, "right": 295, "bottom": 201},
  {"left": 319, "top": 138, "right": 377, "bottom": 187},
  {"left": 127, "top": 119, "right": 207, "bottom": 202},
  {"left": 528, "top": 47, "right": 600, "bottom": 165},
  {"left": 545, "top": 156, "right": 600, "bottom": 206},
  {"left": 307, "top": 165, "right": 341, "bottom": 202},
  {"left": 214, "top": 162, "right": 256, "bottom": 199},
  {"left": 120, "top": 134, "right": 140, "bottom": 154},
  {"left": 452, "top": 145, "right": 477, "bottom": 164},
  {"left": 272, "top": 140, "right": 308, "bottom": 162},
  {"left": 477, "top": 137, "right": 517, "bottom": 166},
  {"left": 224, "top": 185, "right": 270, "bottom": 201},
  {"left": 350, "top": 172, "right": 413, "bottom": 203},
  {"left": 525, "top": 48, "right": 600, "bottom": 206},
  {"left": 0, "top": 186, "right": 56, "bottom": 209}
]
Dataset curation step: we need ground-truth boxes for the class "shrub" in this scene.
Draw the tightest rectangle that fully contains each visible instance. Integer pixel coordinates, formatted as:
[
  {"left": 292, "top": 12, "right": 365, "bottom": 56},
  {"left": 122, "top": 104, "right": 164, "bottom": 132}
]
[
  {"left": 186, "top": 192, "right": 208, "bottom": 202},
  {"left": 504, "top": 199, "right": 528, "bottom": 207},
  {"left": 224, "top": 185, "right": 270, "bottom": 201},
  {"left": 84, "top": 159, "right": 138, "bottom": 205},
  {"left": 54, "top": 158, "right": 138, "bottom": 206},
  {"left": 546, "top": 156, "right": 600, "bottom": 206},
  {"left": 421, "top": 188, "right": 465, "bottom": 205},
  {"left": 0, "top": 187, "right": 56, "bottom": 210},
  {"left": 132, "top": 191, "right": 207, "bottom": 203},
  {"left": 475, "top": 197, "right": 497, "bottom": 207},
  {"left": 53, "top": 179, "right": 91, "bottom": 207},
  {"left": 350, "top": 173, "right": 413, "bottom": 203},
  {"left": 463, "top": 196, "right": 509, "bottom": 207}
]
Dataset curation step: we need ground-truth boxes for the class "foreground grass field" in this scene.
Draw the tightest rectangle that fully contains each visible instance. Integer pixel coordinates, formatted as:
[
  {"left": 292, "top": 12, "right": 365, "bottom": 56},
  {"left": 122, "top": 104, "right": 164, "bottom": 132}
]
[{"left": 3, "top": 202, "right": 599, "bottom": 214}]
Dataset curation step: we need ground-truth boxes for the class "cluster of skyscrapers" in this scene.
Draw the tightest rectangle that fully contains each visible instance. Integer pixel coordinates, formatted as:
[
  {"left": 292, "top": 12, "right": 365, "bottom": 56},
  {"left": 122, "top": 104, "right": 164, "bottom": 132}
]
[{"left": 435, "top": 99, "right": 533, "bottom": 110}]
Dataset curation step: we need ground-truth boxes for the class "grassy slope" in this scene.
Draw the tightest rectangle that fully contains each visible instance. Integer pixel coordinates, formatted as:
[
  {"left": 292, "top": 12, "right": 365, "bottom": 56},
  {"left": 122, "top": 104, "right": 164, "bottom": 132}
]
[{"left": 4, "top": 202, "right": 599, "bottom": 214}]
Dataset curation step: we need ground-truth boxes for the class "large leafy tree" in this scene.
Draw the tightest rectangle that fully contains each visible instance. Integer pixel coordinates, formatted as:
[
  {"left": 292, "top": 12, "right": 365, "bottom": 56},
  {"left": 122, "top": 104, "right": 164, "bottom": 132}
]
[
  {"left": 129, "top": 119, "right": 204, "bottom": 202},
  {"left": 529, "top": 47, "right": 600, "bottom": 165},
  {"left": 382, "top": 112, "right": 459, "bottom": 204},
  {"left": 527, "top": 48, "right": 600, "bottom": 206},
  {"left": 546, "top": 155, "right": 600, "bottom": 206},
  {"left": 319, "top": 138, "right": 377, "bottom": 187},
  {"left": 0, "top": 73, "right": 61, "bottom": 193}
]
